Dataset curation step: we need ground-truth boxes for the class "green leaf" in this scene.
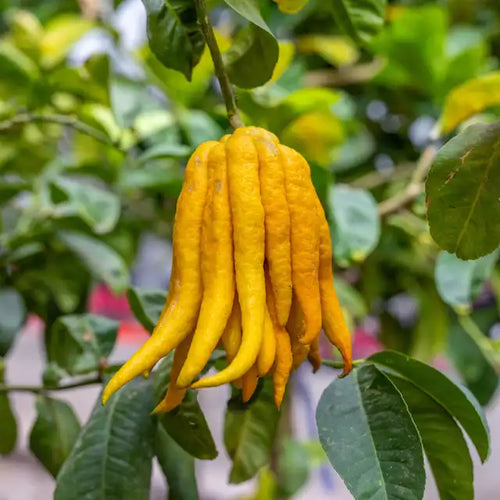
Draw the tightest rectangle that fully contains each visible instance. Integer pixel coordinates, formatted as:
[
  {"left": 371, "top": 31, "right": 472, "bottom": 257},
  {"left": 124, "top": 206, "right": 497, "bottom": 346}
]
[
  {"left": 448, "top": 309, "right": 499, "bottom": 406},
  {"left": 49, "top": 314, "right": 119, "bottom": 375},
  {"left": 138, "top": 143, "right": 191, "bottom": 164},
  {"left": 438, "top": 72, "right": 500, "bottom": 134},
  {"left": 141, "top": 0, "right": 205, "bottom": 80},
  {"left": 51, "top": 177, "right": 120, "bottom": 234},
  {"left": 55, "top": 378, "right": 155, "bottom": 500},
  {"left": 0, "top": 361, "right": 17, "bottom": 455},
  {"left": 277, "top": 440, "right": 310, "bottom": 498},
  {"left": 328, "top": 184, "right": 380, "bottom": 265},
  {"left": 159, "top": 391, "right": 217, "bottom": 460},
  {"left": 79, "top": 103, "right": 122, "bottom": 144},
  {"left": 224, "top": 24, "right": 279, "bottom": 89},
  {"left": 58, "top": 230, "right": 129, "bottom": 293},
  {"left": 40, "top": 14, "right": 94, "bottom": 67},
  {"left": 316, "top": 365, "right": 425, "bottom": 500},
  {"left": 154, "top": 423, "right": 199, "bottom": 500},
  {"left": 29, "top": 396, "right": 81, "bottom": 477},
  {"left": 331, "top": 0, "right": 387, "bottom": 45},
  {"left": 389, "top": 375, "right": 473, "bottom": 500},
  {"left": 410, "top": 285, "right": 448, "bottom": 362},
  {"left": 224, "top": 378, "right": 280, "bottom": 483},
  {"left": 223, "top": 0, "right": 272, "bottom": 32},
  {"left": 110, "top": 76, "right": 159, "bottom": 129},
  {"left": 435, "top": 250, "right": 499, "bottom": 311},
  {"left": 426, "top": 120, "right": 500, "bottom": 260},
  {"left": 369, "top": 350, "right": 490, "bottom": 461},
  {"left": 127, "top": 287, "right": 167, "bottom": 333},
  {"left": 0, "top": 288, "right": 26, "bottom": 356}
]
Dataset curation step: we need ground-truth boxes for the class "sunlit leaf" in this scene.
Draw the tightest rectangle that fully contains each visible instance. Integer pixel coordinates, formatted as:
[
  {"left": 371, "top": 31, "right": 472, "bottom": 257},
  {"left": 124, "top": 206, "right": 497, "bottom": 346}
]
[
  {"left": 40, "top": 15, "right": 94, "bottom": 67},
  {"left": 438, "top": 72, "right": 500, "bottom": 134},
  {"left": 297, "top": 34, "right": 359, "bottom": 66}
]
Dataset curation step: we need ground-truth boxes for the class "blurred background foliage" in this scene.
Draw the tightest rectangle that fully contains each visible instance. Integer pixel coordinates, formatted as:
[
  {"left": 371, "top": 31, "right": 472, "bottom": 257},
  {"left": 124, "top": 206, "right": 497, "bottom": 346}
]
[{"left": 0, "top": 0, "right": 499, "bottom": 496}]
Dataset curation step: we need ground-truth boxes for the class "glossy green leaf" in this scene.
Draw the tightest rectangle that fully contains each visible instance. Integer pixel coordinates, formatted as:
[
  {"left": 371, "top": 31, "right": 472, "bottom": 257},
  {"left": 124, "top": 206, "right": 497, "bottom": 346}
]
[
  {"left": 331, "top": 0, "right": 387, "bottom": 45},
  {"left": 127, "top": 287, "right": 167, "bottom": 333},
  {"left": 223, "top": 0, "right": 272, "bottom": 32},
  {"left": 141, "top": 0, "right": 205, "bottom": 80},
  {"left": 389, "top": 375, "right": 473, "bottom": 500},
  {"left": 155, "top": 423, "right": 198, "bottom": 500},
  {"left": 55, "top": 378, "right": 155, "bottom": 500},
  {"left": 49, "top": 314, "right": 119, "bottom": 375},
  {"left": 426, "top": 120, "right": 500, "bottom": 260},
  {"left": 369, "top": 350, "right": 490, "bottom": 461},
  {"left": 224, "top": 24, "right": 279, "bottom": 89},
  {"left": 0, "top": 360, "right": 17, "bottom": 455},
  {"left": 29, "top": 396, "right": 81, "bottom": 477},
  {"left": 224, "top": 379, "right": 280, "bottom": 483},
  {"left": 435, "top": 250, "right": 499, "bottom": 311},
  {"left": 58, "top": 231, "right": 129, "bottom": 294},
  {"left": 51, "top": 177, "right": 120, "bottom": 234},
  {"left": 0, "top": 288, "right": 26, "bottom": 356},
  {"left": 328, "top": 184, "right": 380, "bottom": 265},
  {"left": 159, "top": 391, "right": 217, "bottom": 460},
  {"left": 316, "top": 365, "right": 425, "bottom": 500}
]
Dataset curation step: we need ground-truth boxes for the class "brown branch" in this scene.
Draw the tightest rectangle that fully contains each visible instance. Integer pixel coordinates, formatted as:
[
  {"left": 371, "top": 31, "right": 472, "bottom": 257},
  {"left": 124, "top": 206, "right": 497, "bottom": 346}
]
[{"left": 378, "top": 145, "right": 437, "bottom": 217}]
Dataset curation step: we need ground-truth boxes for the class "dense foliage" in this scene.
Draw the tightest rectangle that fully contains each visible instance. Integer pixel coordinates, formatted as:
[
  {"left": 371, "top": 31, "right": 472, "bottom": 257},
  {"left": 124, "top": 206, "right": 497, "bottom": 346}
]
[{"left": 0, "top": 0, "right": 499, "bottom": 499}]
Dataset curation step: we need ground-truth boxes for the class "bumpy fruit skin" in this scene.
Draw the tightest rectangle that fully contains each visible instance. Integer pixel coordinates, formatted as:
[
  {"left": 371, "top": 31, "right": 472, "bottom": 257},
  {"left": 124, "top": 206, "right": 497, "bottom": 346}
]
[
  {"left": 192, "top": 133, "right": 266, "bottom": 389},
  {"left": 316, "top": 201, "right": 352, "bottom": 375},
  {"left": 257, "top": 308, "right": 277, "bottom": 376},
  {"left": 176, "top": 142, "right": 235, "bottom": 388},
  {"left": 102, "top": 125, "right": 352, "bottom": 411},
  {"left": 102, "top": 141, "right": 217, "bottom": 405},
  {"left": 280, "top": 145, "right": 322, "bottom": 345}
]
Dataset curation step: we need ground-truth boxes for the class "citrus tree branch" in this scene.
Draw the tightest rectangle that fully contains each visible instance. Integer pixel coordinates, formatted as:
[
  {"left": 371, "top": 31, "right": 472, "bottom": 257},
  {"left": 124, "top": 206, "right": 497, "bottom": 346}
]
[
  {"left": 378, "top": 145, "right": 437, "bottom": 217},
  {"left": 0, "top": 113, "right": 126, "bottom": 152},
  {"left": 194, "top": 0, "right": 243, "bottom": 130},
  {"left": 0, "top": 374, "right": 103, "bottom": 394}
]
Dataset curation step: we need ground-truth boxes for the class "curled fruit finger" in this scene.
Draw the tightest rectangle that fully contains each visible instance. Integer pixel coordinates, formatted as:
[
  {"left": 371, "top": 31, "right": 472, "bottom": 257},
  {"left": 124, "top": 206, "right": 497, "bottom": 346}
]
[
  {"left": 176, "top": 142, "right": 235, "bottom": 388},
  {"left": 280, "top": 145, "right": 322, "bottom": 345},
  {"left": 102, "top": 141, "right": 217, "bottom": 404}
]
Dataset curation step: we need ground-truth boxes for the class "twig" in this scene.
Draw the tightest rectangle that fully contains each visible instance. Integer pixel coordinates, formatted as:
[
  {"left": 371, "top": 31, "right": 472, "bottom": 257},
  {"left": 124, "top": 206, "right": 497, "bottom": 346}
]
[
  {"left": 0, "top": 374, "right": 103, "bottom": 395},
  {"left": 304, "top": 58, "right": 384, "bottom": 87},
  {"left": 0, "top": 113, "right": 126, "bottom": 152},
  {"left": 322, "top": 358, "right": 365, "bottom": 370},
  {"left": 377, "top": 145, "right": 437, "bottom": 217},
  {"left": 194, "top": 0, "right": 243, "bottom": 130},
  {"left": 350, "top": 163, "right": 414, "bottom": 190}
]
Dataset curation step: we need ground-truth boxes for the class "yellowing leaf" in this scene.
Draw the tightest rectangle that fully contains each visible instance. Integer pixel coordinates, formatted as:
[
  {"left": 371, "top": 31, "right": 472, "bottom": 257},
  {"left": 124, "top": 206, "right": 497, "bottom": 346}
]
[
  {"left": 270, "top": 41, "right": 295, "bottom": 82},
  {"left": 438, "top": 72, "right": 500, "bottom": 134},
  {"left": 297, "top": 35, "right": 359, "bottom": 67},
  {"left": 274, "top": 0, "right": 309, "bottom": 14},
  {"left": 281, "top": 111, "right": 344, "bottom": 165},
  {"left": 40, "top": 15, "right": 94, "bottom": 68}
]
